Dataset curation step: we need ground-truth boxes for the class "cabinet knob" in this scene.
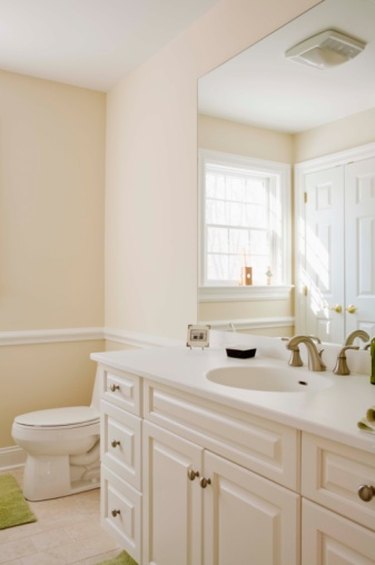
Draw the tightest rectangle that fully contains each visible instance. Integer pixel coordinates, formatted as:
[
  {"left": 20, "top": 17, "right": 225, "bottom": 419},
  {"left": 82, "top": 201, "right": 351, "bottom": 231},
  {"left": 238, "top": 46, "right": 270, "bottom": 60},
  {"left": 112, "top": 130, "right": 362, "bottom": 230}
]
[
  {"left": 329, "top": 304, "right": 342, "bottom": 313},
  {"left": 346, "top": 304, "right": 357, "bottom": 314},
  {"left": 111, "top": 509, "right": 121, "bottom": 517},
  {"left": 200, "top": 477, "right": 211, "bottom": 488},
  {"left": 111, "top": 440, "right": 121, "bottom": 448},
  {"left": 110, "top": 384, "right": 120, "bottom": 392},
  {"left": 358, "top": 484, "right": 375, "bottom": 502},
  {"left": 187, "top": 469, "right": 200, "bottom": 481}
]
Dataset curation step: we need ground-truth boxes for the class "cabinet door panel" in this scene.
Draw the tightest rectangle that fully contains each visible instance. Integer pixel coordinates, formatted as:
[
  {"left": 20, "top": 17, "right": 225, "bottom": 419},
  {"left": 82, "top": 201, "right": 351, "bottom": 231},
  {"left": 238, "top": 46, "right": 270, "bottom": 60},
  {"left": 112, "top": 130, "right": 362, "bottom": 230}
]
[
  {"left": 302, "top": 499, "right": 375, "bottom": 564},
  {"left": 345, "top": 156, "right": 375, "bottom": 336},
  {"left": 203, "top": 451, "right": 300, "bottom": 565},
  {"left": 143, "top": 421, "right": 202, "bottom": 565}
]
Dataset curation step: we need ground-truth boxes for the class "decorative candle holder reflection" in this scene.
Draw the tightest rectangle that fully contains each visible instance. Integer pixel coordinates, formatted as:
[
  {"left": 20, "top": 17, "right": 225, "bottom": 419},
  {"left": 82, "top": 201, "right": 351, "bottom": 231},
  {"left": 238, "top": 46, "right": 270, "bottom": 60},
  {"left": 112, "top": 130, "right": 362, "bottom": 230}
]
[{"left": 241, "top": 266, "right": 253, "bottom": 286}]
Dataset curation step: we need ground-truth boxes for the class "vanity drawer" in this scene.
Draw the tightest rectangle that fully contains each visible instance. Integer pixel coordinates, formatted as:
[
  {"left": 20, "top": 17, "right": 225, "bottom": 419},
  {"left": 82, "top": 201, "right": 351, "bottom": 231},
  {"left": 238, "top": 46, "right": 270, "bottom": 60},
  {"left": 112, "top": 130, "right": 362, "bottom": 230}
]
[
  {"left": 302, "top": 498, "right": 375, "bottom": 563},
  {"left": 102, "top": 366, "right": 141, "bottom": 416},
  {"left": 101, "top": 400, "right": 142, "bottom": 491},
  {"left": 101, "top": 465, "right": 141, "bottom": 564},
  {"left": 302, "top": 433, "right": 375, "bottom": 530},
  {"left": 144, "top": 381, "right": 299, "bottom": 489}
]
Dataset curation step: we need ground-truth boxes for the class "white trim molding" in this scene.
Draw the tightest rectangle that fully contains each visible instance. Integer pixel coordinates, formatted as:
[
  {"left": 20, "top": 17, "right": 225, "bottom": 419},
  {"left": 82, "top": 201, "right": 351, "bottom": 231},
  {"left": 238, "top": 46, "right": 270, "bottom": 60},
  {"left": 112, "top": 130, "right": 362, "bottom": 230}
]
[
  {"left": 104, "top": 328, "right": 182, "bottom": 348},
  {"left": 0, "top": 327, "right": 104, "bottom": 346},
  {"left": 0, "top": 327, "right": 181, "bottom": 349},
  {"left": 0, "top": 446, "right": 26, "bottom": 470},
  {"left": 294, "top": 141, "right": 375, "bottom": 172},
  {"left": 199, "top": 316, "right": 295, "bottom": 331},
  {"left": 199, "top": 285, "right": 293, "bottom": 303}
]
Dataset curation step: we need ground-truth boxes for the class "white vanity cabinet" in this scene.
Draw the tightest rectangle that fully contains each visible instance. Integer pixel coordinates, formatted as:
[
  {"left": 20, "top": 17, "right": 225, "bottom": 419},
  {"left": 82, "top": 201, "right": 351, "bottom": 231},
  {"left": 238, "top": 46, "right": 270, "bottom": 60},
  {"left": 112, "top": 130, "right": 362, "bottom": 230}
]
[
  {"left": 301, "top": 433, "right": 375, "bottom": 564},
  {"left": 97, "top": 363, "right": 375, "bottom": 565},
  {"left": 143, "top": 420, "right": 299, "bottom": 565},
  {"left": 142, "top": 379, "right": 300, "bottom": 565}
]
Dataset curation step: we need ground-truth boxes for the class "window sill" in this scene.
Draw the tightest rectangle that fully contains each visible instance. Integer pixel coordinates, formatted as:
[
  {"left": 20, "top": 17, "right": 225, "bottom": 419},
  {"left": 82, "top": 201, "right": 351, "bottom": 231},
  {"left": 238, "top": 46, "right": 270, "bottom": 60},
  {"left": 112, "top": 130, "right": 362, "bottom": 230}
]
[{"left": 198, "top": 285, "right": 293, "bottom": 303}]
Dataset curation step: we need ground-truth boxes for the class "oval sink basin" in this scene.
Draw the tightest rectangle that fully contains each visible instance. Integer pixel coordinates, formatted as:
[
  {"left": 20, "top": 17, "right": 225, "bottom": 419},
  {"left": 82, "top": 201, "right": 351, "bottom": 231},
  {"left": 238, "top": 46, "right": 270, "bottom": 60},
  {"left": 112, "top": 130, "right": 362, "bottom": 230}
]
[{"left": 206, "top": 366, "right": 332, "bottom": 392}]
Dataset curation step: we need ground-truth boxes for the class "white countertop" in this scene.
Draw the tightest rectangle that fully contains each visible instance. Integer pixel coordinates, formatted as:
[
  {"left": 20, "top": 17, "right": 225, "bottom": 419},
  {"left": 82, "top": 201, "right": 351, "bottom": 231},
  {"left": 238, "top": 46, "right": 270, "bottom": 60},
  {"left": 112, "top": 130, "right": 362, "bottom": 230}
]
[{"left": 91, "top": 343, "right": 375, "bottom": 454}]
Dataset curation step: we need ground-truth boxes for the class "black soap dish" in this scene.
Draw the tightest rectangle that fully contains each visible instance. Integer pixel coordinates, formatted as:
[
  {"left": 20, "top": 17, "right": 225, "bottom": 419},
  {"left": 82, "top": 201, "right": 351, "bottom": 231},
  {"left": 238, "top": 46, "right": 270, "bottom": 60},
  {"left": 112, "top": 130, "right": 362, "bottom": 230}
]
[{"left": 226, "top": 347, "right": 256, "bottom": 359}]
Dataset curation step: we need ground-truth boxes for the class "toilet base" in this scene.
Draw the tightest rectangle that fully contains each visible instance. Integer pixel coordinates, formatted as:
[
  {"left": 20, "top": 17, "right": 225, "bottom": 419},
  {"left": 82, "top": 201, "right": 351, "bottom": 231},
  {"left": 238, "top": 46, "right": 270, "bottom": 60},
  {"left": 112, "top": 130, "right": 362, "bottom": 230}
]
[{"left": 23, "top": 454, "right": 100, "bottom": 501}]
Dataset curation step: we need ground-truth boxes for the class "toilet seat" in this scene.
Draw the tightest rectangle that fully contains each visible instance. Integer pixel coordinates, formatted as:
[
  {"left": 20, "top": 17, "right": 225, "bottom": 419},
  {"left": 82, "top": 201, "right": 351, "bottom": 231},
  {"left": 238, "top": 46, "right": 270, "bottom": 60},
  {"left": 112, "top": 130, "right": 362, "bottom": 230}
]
[{"left": 14, "top": 406, "right": 100, "bottom": 430}]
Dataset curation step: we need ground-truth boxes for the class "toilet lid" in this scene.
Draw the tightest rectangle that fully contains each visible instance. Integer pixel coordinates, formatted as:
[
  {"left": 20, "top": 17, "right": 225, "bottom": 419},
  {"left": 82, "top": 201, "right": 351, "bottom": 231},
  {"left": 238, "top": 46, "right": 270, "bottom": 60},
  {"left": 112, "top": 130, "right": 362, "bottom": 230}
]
[{"left": 14, "top": 406, "right": 100, "bottom": 428}]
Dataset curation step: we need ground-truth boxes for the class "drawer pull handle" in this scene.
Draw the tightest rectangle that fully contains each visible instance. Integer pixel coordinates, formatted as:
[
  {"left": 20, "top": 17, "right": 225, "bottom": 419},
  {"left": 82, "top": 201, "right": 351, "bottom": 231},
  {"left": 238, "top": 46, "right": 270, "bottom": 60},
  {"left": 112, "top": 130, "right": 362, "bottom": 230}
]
[
  {"left": 187, "top": 469, "right": 200, "bottom": 481},
  {"left": 109, "top": 384, "right": 120, "bottom": 392},
  {"left": 358, "top": 484, "right": 375, "bottom": 502},
  {"left": 111, "top": 440, "right": 121, "bottom": 448},
  {"left": 111, "top": 509, "right": 121, "bottom": 517},
  {"left": 200, "top": 477, "right": 211, "bottom": 488}
]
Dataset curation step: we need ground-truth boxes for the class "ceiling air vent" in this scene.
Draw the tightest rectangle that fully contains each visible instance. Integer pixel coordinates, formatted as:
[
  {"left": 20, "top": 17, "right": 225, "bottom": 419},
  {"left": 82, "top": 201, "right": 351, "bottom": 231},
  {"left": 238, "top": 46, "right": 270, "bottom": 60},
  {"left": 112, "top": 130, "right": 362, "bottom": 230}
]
[{"left": 285, "top": 29, "right": 366, "bottom": 69}]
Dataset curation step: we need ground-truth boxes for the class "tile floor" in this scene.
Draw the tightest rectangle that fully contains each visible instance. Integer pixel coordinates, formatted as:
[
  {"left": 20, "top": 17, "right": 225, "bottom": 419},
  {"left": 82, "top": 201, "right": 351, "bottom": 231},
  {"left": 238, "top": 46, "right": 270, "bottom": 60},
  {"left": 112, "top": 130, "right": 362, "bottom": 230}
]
[{"left": 0, "top": 468, "right": 120, "bottom": 564}]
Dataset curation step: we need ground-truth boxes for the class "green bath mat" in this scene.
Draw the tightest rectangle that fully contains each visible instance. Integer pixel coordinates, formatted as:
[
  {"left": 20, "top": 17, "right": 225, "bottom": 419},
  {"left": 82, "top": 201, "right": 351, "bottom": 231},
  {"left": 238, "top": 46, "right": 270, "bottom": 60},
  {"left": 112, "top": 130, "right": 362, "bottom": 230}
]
[
  {"left": 0, "top": 474, "right": 37, "bottom": 529},
  {"left": 99, "top": 550, "right": 137, "bottom": 565}
]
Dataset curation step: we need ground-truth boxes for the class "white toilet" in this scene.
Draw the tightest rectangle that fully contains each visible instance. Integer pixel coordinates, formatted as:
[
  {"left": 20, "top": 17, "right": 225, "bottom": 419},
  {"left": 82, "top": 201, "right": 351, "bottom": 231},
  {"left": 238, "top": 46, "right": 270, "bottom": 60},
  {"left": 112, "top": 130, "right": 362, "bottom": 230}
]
[{"left": 12, "top": 370, "right": 101, "bottom": 501}]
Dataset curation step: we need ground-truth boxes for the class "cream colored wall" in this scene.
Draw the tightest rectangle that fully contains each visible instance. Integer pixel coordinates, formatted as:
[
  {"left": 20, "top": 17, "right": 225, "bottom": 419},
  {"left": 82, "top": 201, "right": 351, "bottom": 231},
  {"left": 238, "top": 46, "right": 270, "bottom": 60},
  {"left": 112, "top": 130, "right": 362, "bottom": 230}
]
[
  {"left": 294, "top": 107, "right": 375, "bottom": 162},
  {"left": 0, "top": 70, "right": 106, "bottom": 449},
  {"left": 0, "top": 70, "right": 105, "bottom": 329},
  {"left": 198, "top": 114, "right": 294, "bottom": 162},
  {"left": 105, "top": 0, "right": 320, "bottom": 340}
]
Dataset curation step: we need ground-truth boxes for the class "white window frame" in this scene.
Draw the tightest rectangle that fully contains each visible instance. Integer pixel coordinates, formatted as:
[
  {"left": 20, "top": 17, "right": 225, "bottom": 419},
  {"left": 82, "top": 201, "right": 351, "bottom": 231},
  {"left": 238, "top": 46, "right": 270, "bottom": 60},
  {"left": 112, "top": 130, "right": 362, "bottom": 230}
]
[{"left": 198, "top": 149, "right": 292, "bottom": 301}]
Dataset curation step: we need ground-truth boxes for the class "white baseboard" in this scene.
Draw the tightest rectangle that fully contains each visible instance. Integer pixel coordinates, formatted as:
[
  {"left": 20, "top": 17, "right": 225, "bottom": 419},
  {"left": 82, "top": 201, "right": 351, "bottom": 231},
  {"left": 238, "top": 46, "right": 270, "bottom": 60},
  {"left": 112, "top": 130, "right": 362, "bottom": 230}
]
[{"left": 0, "top": 446, "right": 26, "bottom": 470}]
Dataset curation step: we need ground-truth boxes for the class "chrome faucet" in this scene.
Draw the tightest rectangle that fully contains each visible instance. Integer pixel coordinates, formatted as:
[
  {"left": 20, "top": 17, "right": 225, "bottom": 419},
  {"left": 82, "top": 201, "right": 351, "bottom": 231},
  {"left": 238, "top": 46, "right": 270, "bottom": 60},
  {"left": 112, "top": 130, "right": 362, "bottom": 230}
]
[
  {"left": 286, "top": 335, "right": 326, "bottom": 372},
  {"left": 333, "top": 345, "right": 359, "bottom": 375},
  {"left": 344, "top": 329, "right": 370, "bottom": 347}
]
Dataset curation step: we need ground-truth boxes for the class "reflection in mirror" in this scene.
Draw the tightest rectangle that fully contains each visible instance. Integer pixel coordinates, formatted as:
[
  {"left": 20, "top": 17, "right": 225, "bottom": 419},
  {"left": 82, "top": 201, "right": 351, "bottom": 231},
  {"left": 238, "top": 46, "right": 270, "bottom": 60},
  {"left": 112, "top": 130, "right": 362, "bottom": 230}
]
[{"left": 197, "top": 0, "right": 375, "bottom": 344}]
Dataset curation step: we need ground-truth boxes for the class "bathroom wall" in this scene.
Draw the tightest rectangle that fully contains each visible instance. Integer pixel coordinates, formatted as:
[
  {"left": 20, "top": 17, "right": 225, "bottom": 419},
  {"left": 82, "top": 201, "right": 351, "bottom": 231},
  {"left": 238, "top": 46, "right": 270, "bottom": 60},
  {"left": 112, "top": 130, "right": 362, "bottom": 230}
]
[
  {"left": 105, "top": 0, "right": 320, "bottom": 340},
  {"left": 198, "top": 114, "right": 294, "bottom": 163},
  {"left": 0, "top": 70, "right": 106, "bottom": 449},
  {"left": 294, "top": 107, "right": 375, "bottom": 162}
]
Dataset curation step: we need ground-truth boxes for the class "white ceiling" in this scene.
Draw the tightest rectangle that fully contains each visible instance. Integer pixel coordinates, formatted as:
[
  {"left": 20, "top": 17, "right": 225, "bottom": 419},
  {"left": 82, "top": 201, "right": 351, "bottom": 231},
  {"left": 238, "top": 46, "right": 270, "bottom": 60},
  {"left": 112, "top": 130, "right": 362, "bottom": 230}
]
[
  {"left": 0, "top": 0, "right": 218, "bottom": 91},
  {"left": 198, "top": 0, "right": 375, "bottom": 133}
]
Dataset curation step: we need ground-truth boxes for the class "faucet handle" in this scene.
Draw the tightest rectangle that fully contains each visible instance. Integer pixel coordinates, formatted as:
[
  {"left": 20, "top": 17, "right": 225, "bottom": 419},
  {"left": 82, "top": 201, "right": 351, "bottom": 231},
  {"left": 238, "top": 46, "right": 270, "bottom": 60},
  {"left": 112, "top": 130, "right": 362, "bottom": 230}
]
[
  {"left": 288, "top": 347, "right": 303, "bottom": 367},
  {"left": 333, "top": 345, "right": 359, "bottom": 375}
]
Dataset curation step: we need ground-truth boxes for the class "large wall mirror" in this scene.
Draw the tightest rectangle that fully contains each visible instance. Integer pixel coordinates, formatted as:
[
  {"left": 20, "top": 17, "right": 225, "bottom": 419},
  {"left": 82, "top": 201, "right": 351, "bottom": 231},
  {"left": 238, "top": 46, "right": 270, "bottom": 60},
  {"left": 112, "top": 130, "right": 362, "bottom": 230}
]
[{"left": 197, "top": 0, "right": 375, "bottom": 344}]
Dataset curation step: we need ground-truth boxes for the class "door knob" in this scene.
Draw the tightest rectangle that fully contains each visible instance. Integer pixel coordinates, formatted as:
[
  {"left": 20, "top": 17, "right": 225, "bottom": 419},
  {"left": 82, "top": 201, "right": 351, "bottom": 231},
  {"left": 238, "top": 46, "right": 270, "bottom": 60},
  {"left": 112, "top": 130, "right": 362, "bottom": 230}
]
[
  {"left": 200, "top": 477, "right": 211, "bottom": 488},
  {"left": 329, "top": 304, "right": 342, "bottom": 313},
  {"left": 109, "top": 384, "right": 120, "bottom": 392},
  {"left": 346, "top": 305, "right": 357, "bottom": 314},
  {"left": 111, "top": 509, "right": 121, "bottom": 517},
  {"left": 111, "top": 440, "right": 121, "bottom": 448}
]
